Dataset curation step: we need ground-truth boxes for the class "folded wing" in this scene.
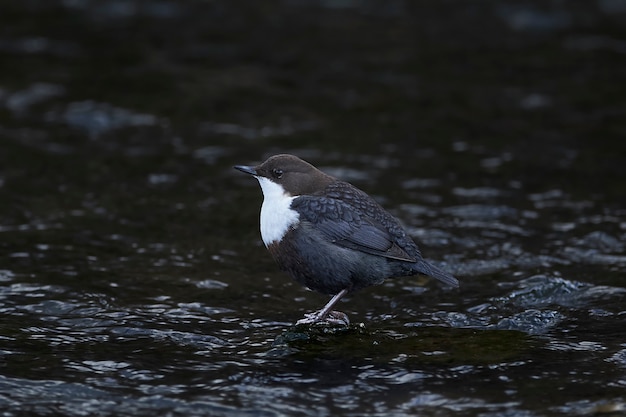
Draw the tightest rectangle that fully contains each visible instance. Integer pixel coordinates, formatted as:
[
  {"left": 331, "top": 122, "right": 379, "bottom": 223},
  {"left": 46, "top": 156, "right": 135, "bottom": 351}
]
[{"left": 291, "top": 196, "right": 417, "bottom": 262}]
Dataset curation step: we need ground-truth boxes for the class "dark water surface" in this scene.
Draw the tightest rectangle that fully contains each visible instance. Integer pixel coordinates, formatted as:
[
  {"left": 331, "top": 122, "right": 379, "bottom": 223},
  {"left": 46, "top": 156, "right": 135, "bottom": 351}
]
[{"left": 1, "top": 1, "right": 625, "bottom": 416}]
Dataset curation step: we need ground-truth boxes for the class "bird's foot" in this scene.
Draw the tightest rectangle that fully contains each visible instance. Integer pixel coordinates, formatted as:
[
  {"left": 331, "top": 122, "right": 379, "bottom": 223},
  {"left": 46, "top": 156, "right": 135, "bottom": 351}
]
[{"left": 296, "top": 310, "right": 350, "bottom": 327}]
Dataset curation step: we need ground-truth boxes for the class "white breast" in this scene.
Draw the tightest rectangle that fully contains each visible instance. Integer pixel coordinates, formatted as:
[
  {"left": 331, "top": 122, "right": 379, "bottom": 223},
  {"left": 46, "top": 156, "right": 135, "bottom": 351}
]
[{"left": 256, "top": 177, "right": 299, "bottom": 246}]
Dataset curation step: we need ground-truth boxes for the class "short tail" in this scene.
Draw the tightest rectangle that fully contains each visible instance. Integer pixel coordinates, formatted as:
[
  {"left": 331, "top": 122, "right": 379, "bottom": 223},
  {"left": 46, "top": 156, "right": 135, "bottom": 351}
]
[{"left": 415, "top": 260, "right": 459, "bottom": 288}]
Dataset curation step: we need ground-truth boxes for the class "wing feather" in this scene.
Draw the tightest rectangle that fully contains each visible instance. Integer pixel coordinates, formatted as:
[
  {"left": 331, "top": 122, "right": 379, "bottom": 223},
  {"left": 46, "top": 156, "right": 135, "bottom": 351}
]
[{"left": 291, "top": 195, "right": 416, "bottom": 262}]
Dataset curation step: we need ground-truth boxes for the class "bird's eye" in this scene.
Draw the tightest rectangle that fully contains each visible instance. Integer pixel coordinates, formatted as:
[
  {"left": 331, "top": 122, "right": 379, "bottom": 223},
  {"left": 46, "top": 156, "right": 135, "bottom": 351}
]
[{"left": 272, "top": 168, "right": 284, "bottom": 179}]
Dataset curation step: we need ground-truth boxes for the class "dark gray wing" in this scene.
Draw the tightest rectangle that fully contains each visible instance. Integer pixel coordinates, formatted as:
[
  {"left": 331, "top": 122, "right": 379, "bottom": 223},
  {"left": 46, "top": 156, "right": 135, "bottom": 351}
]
[{"left": 291, "top": 195, "right": 416, "bottom": 262}]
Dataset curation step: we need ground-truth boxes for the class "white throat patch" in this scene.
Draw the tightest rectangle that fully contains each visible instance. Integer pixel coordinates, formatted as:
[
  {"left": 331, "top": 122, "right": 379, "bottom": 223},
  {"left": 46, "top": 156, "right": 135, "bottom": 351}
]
[{"left": 256, "top": 177, "right": 299, "bottom": 246}]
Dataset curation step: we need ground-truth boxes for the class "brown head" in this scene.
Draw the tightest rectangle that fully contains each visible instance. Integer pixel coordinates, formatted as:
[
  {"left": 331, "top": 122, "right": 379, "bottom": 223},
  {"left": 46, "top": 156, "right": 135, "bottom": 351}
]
[{"left": 234, "top": 154, "right": 334, "bottom": 197}]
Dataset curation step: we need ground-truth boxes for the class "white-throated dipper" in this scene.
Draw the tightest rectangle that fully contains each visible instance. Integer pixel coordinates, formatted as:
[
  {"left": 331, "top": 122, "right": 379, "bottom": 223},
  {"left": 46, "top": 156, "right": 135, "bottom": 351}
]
[{"left": 234, "top": 154, "right": 459, "bottom": 325}]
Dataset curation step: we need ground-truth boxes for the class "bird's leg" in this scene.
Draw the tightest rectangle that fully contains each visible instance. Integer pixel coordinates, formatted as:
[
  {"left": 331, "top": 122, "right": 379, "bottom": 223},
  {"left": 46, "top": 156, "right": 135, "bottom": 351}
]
[{"left": 297, "top": 288, "right": 350, "bottom": 326}]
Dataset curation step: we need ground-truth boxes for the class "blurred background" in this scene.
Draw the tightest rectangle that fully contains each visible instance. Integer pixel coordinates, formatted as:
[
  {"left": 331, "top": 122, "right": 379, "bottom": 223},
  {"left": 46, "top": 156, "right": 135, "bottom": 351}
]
[{"left": 1, "top": 1, "right": 625, "bottom": 416}]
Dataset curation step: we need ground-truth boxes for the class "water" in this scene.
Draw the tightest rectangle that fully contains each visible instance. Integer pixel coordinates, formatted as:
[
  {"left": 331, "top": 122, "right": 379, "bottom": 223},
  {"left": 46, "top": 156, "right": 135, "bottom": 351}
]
[{"left": 1, "top": 1, "right": 625, "bottom": 416}]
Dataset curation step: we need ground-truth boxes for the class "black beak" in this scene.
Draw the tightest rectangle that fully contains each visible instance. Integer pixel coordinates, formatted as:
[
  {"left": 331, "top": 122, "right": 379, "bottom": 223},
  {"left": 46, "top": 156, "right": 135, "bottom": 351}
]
[{"left": 234, "top": 165, "right": 257, "bottom": 176}]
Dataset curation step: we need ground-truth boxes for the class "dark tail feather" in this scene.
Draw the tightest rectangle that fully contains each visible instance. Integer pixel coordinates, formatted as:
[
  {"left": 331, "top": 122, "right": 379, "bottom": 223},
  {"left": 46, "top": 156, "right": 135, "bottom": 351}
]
[{"left": 415, "top": 260, "right": 459, "bottom": 288}]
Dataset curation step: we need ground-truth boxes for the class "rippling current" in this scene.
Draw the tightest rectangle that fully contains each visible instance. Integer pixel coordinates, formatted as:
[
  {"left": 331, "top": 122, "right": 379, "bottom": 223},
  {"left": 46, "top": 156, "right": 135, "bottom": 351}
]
[
  {"left": 1, "top": 1, "right": 626, "bottom": 416},
  {"left": 1, "top": 162, "right": 624, "bottom": 416}
]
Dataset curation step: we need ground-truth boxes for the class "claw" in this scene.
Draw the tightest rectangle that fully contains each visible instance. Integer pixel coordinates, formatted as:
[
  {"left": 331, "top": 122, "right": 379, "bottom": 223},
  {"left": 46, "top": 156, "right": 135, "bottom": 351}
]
[
  {"left": 295, "top": 288, "right": 351, "bottom": 326},
  {"left": 296, "top": 310, "right": 350, "bottom": 326}
]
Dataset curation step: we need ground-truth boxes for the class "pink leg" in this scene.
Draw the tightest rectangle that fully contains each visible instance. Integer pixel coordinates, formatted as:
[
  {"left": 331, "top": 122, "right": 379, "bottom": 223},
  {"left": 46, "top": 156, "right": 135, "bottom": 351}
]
[{"left": 296, "top": 288, "right": 350, "bottom": 326}]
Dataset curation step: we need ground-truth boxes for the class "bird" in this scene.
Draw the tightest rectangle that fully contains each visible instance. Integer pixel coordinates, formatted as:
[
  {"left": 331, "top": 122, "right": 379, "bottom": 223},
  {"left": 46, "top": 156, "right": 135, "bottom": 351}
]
[{"left": 234, "top": 154, "right": 459, "bottom": 326}]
